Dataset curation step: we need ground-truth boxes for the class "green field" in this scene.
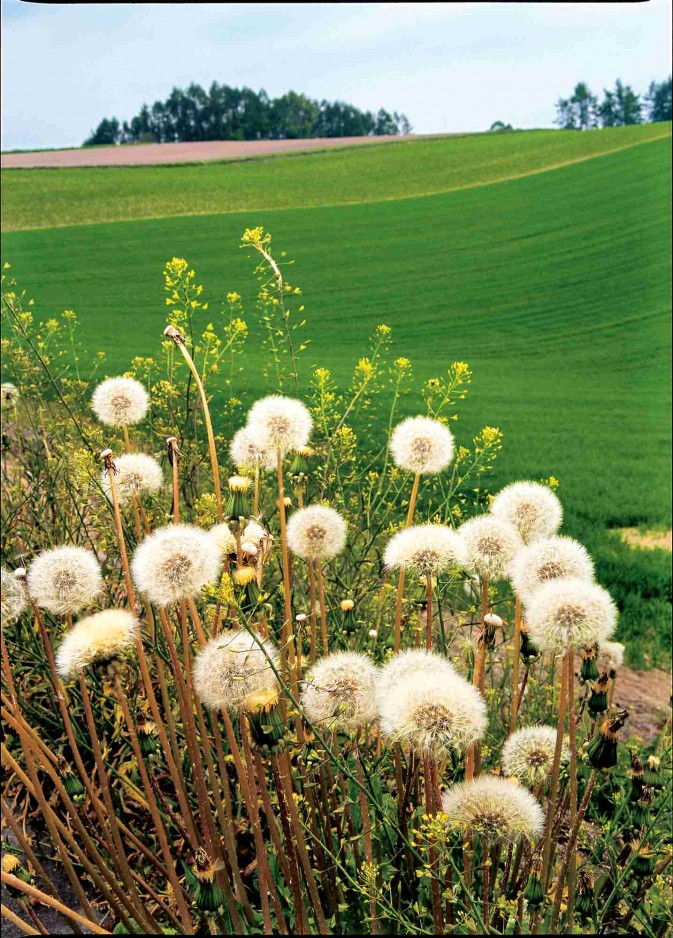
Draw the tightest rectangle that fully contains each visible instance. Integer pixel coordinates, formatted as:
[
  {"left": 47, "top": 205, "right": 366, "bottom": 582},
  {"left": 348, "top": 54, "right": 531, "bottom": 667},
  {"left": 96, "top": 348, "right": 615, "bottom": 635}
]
[{"left": 2, "top": 124, "right": 671, "bottom": 665}]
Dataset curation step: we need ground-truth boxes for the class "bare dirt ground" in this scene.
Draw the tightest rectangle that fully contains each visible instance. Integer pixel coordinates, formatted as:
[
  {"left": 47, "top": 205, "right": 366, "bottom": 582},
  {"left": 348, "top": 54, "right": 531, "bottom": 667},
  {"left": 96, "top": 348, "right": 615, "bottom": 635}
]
[
  {"left": 613, "top": 665, "right": 671, "bottom": 744},
  {"left": 618, "top": 527, "right": 672, "bottom": 551},
  {"left": 1, "top": 135, "right": 417, "bottom": 169}
]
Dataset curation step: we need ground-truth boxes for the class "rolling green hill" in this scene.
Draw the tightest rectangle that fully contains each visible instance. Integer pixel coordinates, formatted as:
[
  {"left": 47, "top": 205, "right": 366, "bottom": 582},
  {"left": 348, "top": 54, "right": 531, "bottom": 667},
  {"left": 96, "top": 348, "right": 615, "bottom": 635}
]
[{"left": 2, "top": 124, "right": 671, "bottom": 664}]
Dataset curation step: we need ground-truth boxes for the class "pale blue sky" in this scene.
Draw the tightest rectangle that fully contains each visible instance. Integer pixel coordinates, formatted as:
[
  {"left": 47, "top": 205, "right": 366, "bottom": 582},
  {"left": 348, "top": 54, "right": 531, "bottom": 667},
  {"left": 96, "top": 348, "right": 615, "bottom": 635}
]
[{"left": 2, "top": 1, "right": 671, "bottom": 150}]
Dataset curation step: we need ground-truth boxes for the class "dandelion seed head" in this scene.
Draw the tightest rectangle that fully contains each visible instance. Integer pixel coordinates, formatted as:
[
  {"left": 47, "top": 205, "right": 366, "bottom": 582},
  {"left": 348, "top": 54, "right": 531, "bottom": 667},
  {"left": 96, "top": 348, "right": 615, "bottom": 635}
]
[
  {"left": 459, "top": 515, "right": 522, "bottom": 581},
  {"left": 230, "top": 426, "right": 276, "bottom": 472},
  {"left": 501, "top": 726, "right": 569, "bottom": 785},
  {"left": 379, "top": 669, "right": 487, "bottom": 756},
  {"left": 243, "top": 519, "right": 269, "bottom": 545},
  {"left": 600, "top": 640, "right": 625, "bottom": 671},
  {"left": 509, "top": 536, "right": 594, "bottom": 599},
  {"left": 390, "top": 416, "right": 454, "bottom": 475},
  {"left": 525, "top": 577, "right": 617, "bottom": 653},
  {"left": 490, "top": 482, "right": 562, "bottom": 543},
  {"left": 27, "top": 546, "right": 102, "bottom": 616},
  {"left": 55, "top": 609, "right": 139, "bottom": 679},
  {"left": 208, "top": 523, "right": 237, "bottom": 557},
  {"left": 1, "top": 567, "right": 27, "bottom": 626},
  {"left": 442, "top": 776, "right": 544, "bottom": 845},
  {"left": 131, "top": 524, "right": 220, "bottom": 606},
  {"left": 246, "top": 395, "right": 312, "bottom": 455},
  {"left": 91, "top": 377, "right": 149, "bottom": 427},
  {"left": 376, "top": 649, "right": 457, "bottom": 709},
  {"left": 193, "top": 630, "right": 280, "bottom": 711},
  {"left": 287, "top": 505, "right": 347, "bottom": 561},
  {"left": 384, "top": 524, "right": 467, "bottom": 576},
  {"left": 1, "top": 383, "right": 19, "bottom": 408},
  {"left": 100, "top": 453, "right": 163, "bottom": 507},
  {"left": 301, "top": 652, "right": 379, "bottom": 733}
]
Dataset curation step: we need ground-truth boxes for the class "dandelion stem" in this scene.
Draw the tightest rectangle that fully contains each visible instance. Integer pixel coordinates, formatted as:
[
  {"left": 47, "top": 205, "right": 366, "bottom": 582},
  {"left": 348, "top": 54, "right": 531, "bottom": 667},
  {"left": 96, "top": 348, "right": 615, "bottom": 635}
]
[
  {"left": 393, "top": 471, "right": 420, "bottom": 652},
  {"left": 550, "top": 769, "right": 598, "bottom": 933},
  {"left": 509, "top": 595, "right": 522, "bottom": 735},
  {"left": 425, "top": 573, "right": 433, "bottom": 651},
  {"left": 539, "top": 650, "right": 569, "bottom": 895},
  {"left": 316, "top": 557, "right": 329, "bottom": 655}
]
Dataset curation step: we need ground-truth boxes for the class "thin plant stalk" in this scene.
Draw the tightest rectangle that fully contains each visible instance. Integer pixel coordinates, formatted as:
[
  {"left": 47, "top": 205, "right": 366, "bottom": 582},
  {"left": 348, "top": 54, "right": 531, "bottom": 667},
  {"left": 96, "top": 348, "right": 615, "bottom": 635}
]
[
  {"left": 539, "top": 650, "right": 569, "bottom": 894},
  {"left": 565, "top": 648, "right": 578, "bottom": 932},
  {"left": 276, "top": 447, "right": 296, "bottom": 687},
  {"left": 316, "top": 556, "right": 329, "bottom": 655},
  {"left": 423, "top": 753, "right": 444, "bottom": 934},
  {"left": 308, "top": 558, "right": 318, "bottom": 663},
  {"left": 354, "top": 745, "right": 379, "bottom": 935},
  {"left": 393, "top": 471, "right": 420, "bottom": 652},
  {"left": 509, "top": 595, "right": 522, "bottom": 735},
  {"left": 1, "top": 874, "right": 111, "bottom": 936},
  {"left": 425, "top": 573, "right": 433, "bottom": 651},
  {"left": 550, "top": 770, "right": 598, "bottom": 933},
  {"left": 270, "top": 753, "right": 309, "bottom": 934}
]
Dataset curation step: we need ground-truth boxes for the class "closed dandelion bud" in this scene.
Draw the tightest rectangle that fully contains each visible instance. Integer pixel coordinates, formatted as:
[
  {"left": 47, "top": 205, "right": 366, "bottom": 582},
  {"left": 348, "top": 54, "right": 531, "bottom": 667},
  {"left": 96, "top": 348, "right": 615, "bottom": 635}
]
[
  {"left": 580, "top": 642, "right": 600, "bottom": 684},
  {"left": 643, "top": 755, "right": 664, "bottom": 790},
  {"left": 340, "top": 598, "right": 356, "bottom": 633},
  {"left": 586, "top": 709, "right": 629, "bottom": 771},
  {"left": 227, "top": 476, "right": 251, "bottom": 521},
  {"left": 576, "top": 870, "right": 595, "bottom": 921},
  {"left": 630, "top": 841, "right": 657, "bottom": 879},
  {"left": 190, "top": 849, "right": 226, "bottom": 912},
  {"left": 588, "top": 672, "right": 610, "bottom": 716},
  {"left": 630, "top": 786, "right": 653, "bottom": 830},
  {"left": 519, "top": 623, "right": 539, "bottom": 663},
  {"left": 60, "top": 761, "right": 86, "bottom": 802},
  {"left": 245, "top": 688, "right": 287, "bottom": 757},
  {"left": 629, "top": 753, "right": 645, "bottom": 801},
  {"left": 136, "top": 711, "right": 160, "bottom": 758},
  {"left": 2, "top": 854, "right": 33, "bottom": 896},
  {"left": 234, "top": 567, "right": 261, "bottom": 613},
  {"left": 289, "top": 446, "right": 313, "bottom": 481},
  {"left": 522, "top": 871, "right": 545, "bottom": 908}
]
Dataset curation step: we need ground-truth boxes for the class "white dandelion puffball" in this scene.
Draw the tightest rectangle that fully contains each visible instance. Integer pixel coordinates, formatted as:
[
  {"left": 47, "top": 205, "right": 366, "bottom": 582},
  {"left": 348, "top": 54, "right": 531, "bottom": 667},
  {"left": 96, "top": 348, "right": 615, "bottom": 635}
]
[
  {"left": 525, "top": 577, "right": 617, "bottom": 653},
  {"left": 490, "top": 482, "right": 562, "bottom": 543},
  {"left": 91, "top": 376, "right": 149, "bottom": 427},
  {"left": 1, "top": 383, "right": 19, "bottom": 409},
  {"left": 243, "top": 519, "right": 270, "bottom": 546},
  {"left": 600, "top": 640, "right": 625, "bottom": 671},
  {"left": 246, "top": 395, "right": 312, "bottom": 455},
  {"left": 208, "top": 523, "right": 237, "bottom": 557},
  {"left": 390, "top": 416, "right": 454, "bottom": 475},
  {"left": 509, "top": 535, "right": 594, "bottom": 599},
  {"left": 55, "top": 610, "right": 139, "bottom": 679},
  {"left": 193, "top": 630, "right": 280, "bottom": 711},
  {"left": 27, "top": 546, "right": 103, "bottom": 617},
  {"left": 100, "top": 453, "right": 163, "bottom": 507},
  {"left": 230, "top": 426, "right": 276, "bottom": 473},
  {"left": 1, "top": 567, "right": 27, "bottom": 626},
  {"left": 301, "top": 652, "right": 379, "bottom": 733},
  {"left": 379, "top": 669, "right": 487, "bottom": 756},
  {"left": 501, "top": 726, "right": 569, "bottom": 786},
  {"left": 131, "top": 524, "right": 221, "bottom": 607},
  {"left": 442, "top": 776, "right": 544, "bottom": 845},
  {"left": 459, "top": 515, "right": 522, "bottom": 582},
  {"left": 384, "top": 524, "right": 468, "bottom": 576},
  {"left": 287, "top": 505, "right": 347, "bottom": 561},
  {"left": 376, "top": 649, "right": 457, "bottom": 710}
]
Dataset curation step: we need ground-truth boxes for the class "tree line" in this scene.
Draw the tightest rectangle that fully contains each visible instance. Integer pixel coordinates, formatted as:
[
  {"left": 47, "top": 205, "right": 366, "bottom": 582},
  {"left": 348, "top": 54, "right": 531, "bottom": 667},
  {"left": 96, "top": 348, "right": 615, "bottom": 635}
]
[
  {"left": 554, "top": 76, "right": 671, "bottom": 130},
  {"left": 83, "top": 83, "right": 412, "bottom": 146}
]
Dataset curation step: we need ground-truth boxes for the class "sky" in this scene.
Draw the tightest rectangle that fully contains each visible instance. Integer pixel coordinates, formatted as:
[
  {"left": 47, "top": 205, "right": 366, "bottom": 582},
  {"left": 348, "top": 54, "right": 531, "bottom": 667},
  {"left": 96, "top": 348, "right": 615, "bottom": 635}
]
[{"left": 1, "top": 1, "right": 671, "bottom": 151}]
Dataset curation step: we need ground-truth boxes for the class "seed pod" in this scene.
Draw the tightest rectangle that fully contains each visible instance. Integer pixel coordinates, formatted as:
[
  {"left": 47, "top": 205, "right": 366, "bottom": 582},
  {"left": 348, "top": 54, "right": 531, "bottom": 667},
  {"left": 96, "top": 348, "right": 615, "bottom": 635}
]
[
  {"left": 580, "top": 642, "right": 600, "bottom": 684},
  {"left": 245, "top": 688, "right": 288, "bottom": 757},
  {"left": 588, "top": 672, "right": 610, "bottom": 716},
  {"left": 630, "top": 841, "right": 657, "bottom": 879},
  {"left": 643, "top": 755, "right": 664, "bottom": 790},
  {"left": 523, "top": 871, "right": 544, "bottom": 908},
  {"left": 227, "top": 476, "right": 251, "bottom": 522},
  {"left": 629, "top": 753, "right": 645, "bottom": 802}
]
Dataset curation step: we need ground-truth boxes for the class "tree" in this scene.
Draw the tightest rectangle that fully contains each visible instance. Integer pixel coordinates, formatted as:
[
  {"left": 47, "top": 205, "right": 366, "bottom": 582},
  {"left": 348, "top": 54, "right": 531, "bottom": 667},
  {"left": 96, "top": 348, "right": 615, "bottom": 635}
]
[
  {"left": 83, "top": 117, "right": 121, "bottom": 146},
  {"left": 554, "top": 98, "right": 577, "bottom": 130},
  {"left": 554, "top": 83, "right": 597, "bottom": 131},
  {"left": 644, "top": 77, "right": 672, "bottom": 123},
  {"left": 488, "top": 120, "right": 513, "bottom": 132},
  {"left": 597, "top": 80, "right": 642, "bottom": 127}
]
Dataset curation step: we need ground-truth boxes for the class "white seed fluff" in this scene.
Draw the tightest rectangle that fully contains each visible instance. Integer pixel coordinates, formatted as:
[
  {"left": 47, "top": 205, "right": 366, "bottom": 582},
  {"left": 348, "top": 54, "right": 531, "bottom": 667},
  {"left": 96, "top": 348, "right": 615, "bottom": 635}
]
[
  {"left": 442, "top": 776, "right": 544, "bottom": 845},
  {"left": 287, "top": 505, "right": 347, "bottom": 561},
  {"left": 490, "top": 482, "right": 562, "bottom": 544},
  {"left": 376, "top": 649, "right": 457, "bottom": 711},
  {"left": 100, "top": 453, "right": 163, "bottom": 507},
  {"left": 243, "top": 519, "right": 270, "bottom": 546},
  {"left": 524, "top": 577, "right": 617, "bottom": 653},
  {"left": 27, "top": 546, "right": 103, "bottom": 617},
  {"left": 208, "top": 524, "right": 237, "bottom": 557},
  {"left": 91, "top": 377, "right": 149, "bottom": 427},
  {"left": 192, "top": 630, "right": 280, "bottom": 711},
  {"left": 384, "top": 524, "right": 468, "bottom": 576},
  {"left": 230, "top": 426, "right": 276, "bottom": 473},
  {"left": 246, "top": 395, "right": 312, "bottom": 455},
  {"left": 600, "top": 640, "right": 625, "bottom": 671},
  {"left": 301, "top": 652, "right": 379, "bottom": 733},
  {"left": 509, "top": 535, "right": 594, "bottom": 600},
  {"left": 1, "top": 567, "right": 27, "bottom": 626},
  {"left": 131, "top": 524, "right": 221, "bottom": 607},
  {"left": 390, "top": 416, "right": 454, "bottom": 475},
  {"left": 55, "top": 610, "right": 139, "bottom": 679},
  {"left": 459, "top": 515, "right": 522, "bottom": 582},
  {"left": 379, "top": 669, "right": 487, "bottom": 756},
  {"left": 501, "top": 726, "right": 569, "bottom": 785}
]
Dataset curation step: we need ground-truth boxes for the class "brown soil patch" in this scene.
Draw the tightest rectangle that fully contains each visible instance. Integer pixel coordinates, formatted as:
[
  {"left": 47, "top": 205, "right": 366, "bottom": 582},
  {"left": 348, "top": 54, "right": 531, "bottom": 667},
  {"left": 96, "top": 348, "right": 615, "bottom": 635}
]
[
  {"left": 617, "top": 527, "right": 672, "bottom": 551},
  {"left": 1, "top": 135, "right": 417, "bottom": 170},
  {"left": 611, "top": 665, "right": 671, "bottom": 745}
]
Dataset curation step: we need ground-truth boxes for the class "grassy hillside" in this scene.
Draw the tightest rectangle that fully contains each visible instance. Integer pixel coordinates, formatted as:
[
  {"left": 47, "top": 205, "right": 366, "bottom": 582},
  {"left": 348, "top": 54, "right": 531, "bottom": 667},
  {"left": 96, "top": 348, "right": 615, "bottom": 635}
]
[
  {"left": 2, "top": 126, "right": 671, "bottom": 664},
  {"left": 2, "top": 123, "right": 669, "bottom": 230}
]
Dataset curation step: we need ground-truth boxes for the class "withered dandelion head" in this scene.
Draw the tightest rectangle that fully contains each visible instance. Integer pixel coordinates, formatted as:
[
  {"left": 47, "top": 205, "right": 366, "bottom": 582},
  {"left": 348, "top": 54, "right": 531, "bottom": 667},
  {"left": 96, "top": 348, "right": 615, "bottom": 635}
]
[
  {"left": 1, "top": 566, "right": 27, "bottom": 626},
  {"left": 55, "top": 609, "right": 139, "bottom": 679}
]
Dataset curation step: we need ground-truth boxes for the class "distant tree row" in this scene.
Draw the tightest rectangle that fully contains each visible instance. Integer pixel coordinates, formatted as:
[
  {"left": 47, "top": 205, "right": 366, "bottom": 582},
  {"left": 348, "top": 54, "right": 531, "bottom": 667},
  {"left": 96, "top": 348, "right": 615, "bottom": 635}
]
[
  {"left": 83, "top": 83, "right": 412, "bottom": 146},
  {"left": 554, "top": 77, "right": 671, "bottom": 130}
]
